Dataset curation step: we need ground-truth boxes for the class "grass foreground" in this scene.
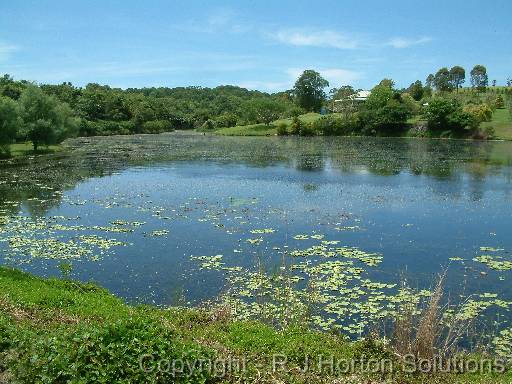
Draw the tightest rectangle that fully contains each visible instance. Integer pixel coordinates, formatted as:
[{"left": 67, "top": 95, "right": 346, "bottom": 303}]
[{"left": 0, "top": 267, "right": 510, "bottom": 383}]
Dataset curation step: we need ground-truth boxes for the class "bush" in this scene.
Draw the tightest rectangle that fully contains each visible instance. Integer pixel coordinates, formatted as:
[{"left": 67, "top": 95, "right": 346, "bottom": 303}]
[
  {"left": 423, "top": 98, "right": 477, "bottom": 134},
  {"left": 482, "top": 125, "right": 495, "bottom": 139},
  {"left": 298, "top": 122, "right": 315, "bottom": 136},
  {"left": 0, "top": 95, "right": 19, "bottom": 157},
  {"left": 289, "top": 116, "right": 301, "bottom": 135},
  {"left": 276, "top": 122, "right": 288, "bottom": 135},
  {"left": 199, "top": 119, "right": 217, "bottom": 131},
  {"left": 312, "top": 115, "right": 339, "bottom": 135},
  {"left": 463, "top": 103, "right": 492, "bottom": 123},
  {"left": 79, "top": 120, "right": 136, "bottom": 136},
  {"left": 495, "top": 95, "right": 505, "bottom": 109},
  {"left": 11, "top": 317, "right": 214, "bottom": 383},
  {"left": 141, "top": 120, "right": 175, "bottom": 134}
]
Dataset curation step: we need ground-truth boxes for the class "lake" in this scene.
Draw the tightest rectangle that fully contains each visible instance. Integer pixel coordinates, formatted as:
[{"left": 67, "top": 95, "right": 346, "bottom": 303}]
[{"left": 1, "top": 134, "right": 511, "bottom": 334}]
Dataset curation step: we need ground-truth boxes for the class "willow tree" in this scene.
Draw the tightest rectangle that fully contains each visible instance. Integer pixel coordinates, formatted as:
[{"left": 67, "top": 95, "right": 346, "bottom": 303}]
[{"left": 19, "top": 85, "right": 78, "bottom": 151}]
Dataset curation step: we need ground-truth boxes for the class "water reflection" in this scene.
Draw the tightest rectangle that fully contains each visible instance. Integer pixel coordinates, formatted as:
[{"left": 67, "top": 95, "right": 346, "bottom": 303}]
[{"left": 1, "top": 135, "right": 511, "bottom": 216}]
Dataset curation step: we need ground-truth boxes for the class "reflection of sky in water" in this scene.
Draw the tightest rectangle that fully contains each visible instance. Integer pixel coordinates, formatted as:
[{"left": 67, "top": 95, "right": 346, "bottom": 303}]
[{"left": 0, "top": 136, "right": 511, "bottom": 309}]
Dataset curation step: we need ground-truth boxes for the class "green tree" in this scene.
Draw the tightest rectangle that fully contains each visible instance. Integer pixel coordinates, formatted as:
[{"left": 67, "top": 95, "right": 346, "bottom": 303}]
[
  {"left": 449, "top": 66, "right": 465, "bottom": 92},
  {"left": 425, "top": 74, "right": 435, "bottom": 89},
  {"left": 433, "top": 67, "right": 453, "bottom": 92},
  {"left": 0, "top": 74, "right": 26, "bottom": 100},
  {"left": 247, "top": 98, "right": 284, "bottom": 125},
  {"left": 19, "top": 86, "right": 78, "bottom": 151},
  {"left": 407, "top": 80, "right": 424, "bottom": 101},
  {"left": 470, "top": 65, "right": 488, "bottom": 91},
  {"left": 293, "top": 70, "right": 329, "bottom": 112},
  {"left": 359, "top": 81, "right": 410, "bottom": 134},
  {"left": 423, "top": 98, "right": 476, "bottom": 133},
  {"left": 0, "top": 95, "right": 20, "bottom": 156}
]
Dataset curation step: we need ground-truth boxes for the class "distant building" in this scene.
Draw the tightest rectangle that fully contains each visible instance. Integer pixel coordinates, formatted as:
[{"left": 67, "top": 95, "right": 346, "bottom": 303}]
[{"left": 332, "top": 90, "right": 371, "bottom": 113}]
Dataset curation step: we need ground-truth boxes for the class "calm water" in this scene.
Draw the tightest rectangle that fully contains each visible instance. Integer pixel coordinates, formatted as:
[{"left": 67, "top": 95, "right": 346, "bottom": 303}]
[{"left": 1, "top": 134, "right": 511, "bottom": 325}]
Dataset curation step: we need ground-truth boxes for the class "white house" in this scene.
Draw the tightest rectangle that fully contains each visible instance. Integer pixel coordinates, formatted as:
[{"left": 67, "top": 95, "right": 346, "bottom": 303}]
[{"left": 332, "top": 90, "right": 371, "bottom": 112}]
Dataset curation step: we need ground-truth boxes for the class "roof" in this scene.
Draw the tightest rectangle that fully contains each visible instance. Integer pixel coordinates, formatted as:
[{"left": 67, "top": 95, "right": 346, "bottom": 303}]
[{"left": 334, "top": 90, "right": 371, "bottom": 103}]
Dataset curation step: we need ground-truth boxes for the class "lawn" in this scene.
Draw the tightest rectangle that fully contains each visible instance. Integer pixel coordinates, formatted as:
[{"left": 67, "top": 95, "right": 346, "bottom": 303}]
[
  {"left": 7, "top": 142, "right": 63, "bottom": 157},
  {"left": 481, "top": 108, "right": 512, "bottom": 140},
  {"left": 215, "top": 112, "right": 324, "bottom": 136}
]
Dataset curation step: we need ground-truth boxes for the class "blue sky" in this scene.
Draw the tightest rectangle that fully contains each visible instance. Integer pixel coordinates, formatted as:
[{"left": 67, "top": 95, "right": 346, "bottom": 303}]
[{"left": 1, "top": 0, "right": 511, "bottom": 92}]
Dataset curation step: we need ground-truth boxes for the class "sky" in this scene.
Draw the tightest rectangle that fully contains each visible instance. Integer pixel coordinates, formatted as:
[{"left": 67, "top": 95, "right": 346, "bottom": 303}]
[{"left": 1, "top": 0, "right": 511, "bottom": 92}]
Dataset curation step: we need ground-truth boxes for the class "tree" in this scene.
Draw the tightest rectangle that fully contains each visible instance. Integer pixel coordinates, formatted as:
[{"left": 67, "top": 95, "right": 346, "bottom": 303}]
[
  {"left": 470, "top": 65, "right": 488, "bottom": 91},
  {"left": 425, "top": 74, "right": 435, "bottom": 89},
  {"left": 359, "top": 80, "right": 410, "bottom": 134},
  {"left": 248, "top": 98, "right": 284, "bottom": 125},
  {"left": 433, "top": 67, "right": 453, "bottom": 92},
  {"left": 19, "top": 86, "right": 78, "bottom": 150},
  {"left": 449, "top": 66, "right": 465, "bottom": 92},
  {"left": 407, "top": 80, "right": 424, "bottom": 101},
  {"left": 423, "top": 98, "right": 476, "bottom": 133},
  {"left": 0, "top": 95, "right": 19, "bottom": 156},
  {"left": 293, "top": 70, "right": 329, "bottom": 112}
]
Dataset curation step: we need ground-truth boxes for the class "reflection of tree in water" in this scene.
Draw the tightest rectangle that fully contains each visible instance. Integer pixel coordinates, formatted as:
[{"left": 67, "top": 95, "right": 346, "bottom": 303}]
[
  {"left": 295, "top": 154, "right": 325, "bottom": 172},
  {"left": 1, "top": 134, "right": 512, "bottom": 216}
]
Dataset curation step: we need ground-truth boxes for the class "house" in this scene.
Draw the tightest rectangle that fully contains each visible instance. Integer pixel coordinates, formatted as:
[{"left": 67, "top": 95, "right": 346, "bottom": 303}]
[{"left": 332, "top": 90, "right": 371, "bottom": 112}]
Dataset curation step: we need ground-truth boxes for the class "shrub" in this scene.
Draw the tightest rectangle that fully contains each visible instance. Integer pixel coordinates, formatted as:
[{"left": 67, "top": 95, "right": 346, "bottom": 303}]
[
  {"left": 141, "top": 120, "right": 175, "bottom": 134},
  {"left": 495, "top": 95, "right": 505, "bottom": 109},
  {"left": 276, "top": 122, "right": 288, "bottom": 135},
  {"left": 0, "top": 95, "right": 19, "bottom": 157},
  {"left": 423, "top": 98, "right": 477, "bottom": 134},
  {"left": 199, "top": 119, "right": 217, "bottom": 131},
  {"left": 312, "top": 115, "right": 339, "bottom": 135},
  {"left": 11, "top": 317, "right": 214, "bottom": 383},
  {"left": 298, "top": 122, "right": 315, "bottom": 136},
  {"left": 79, "top": 120, "right": 136, "bottom": 136},
  {"left": 482, "top": 125, "right": 496, "bottom": 139},
  {"left": 359, "top": 84, "right": 411, "bottom": 134},
  {"left": 289, "top": 116, "right": 301, "bottom": 135},
  {"left": 463, "top": 103, "right": 492, "bottom": 123},
  {"left": 214, "top": 113, "right": 238, "bottom": 128}
]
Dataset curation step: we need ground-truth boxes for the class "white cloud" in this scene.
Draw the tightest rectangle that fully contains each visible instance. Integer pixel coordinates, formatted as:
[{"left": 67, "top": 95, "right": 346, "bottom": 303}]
[
  {"left": 274, "top": 29, "right": 358, "bottom": 49},
  {"left": 386, "top": 36, "right": 432, "bottom": 49},
  {"left": 286, "top": 67, "right": 362, "bottom": 86},
  {"left": 0, "top": 43, "right": 19, "bottom": 62}
]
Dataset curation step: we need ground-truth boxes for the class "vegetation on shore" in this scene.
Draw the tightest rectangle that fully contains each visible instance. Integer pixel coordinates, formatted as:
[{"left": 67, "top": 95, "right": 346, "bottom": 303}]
[
  {"left": 1, "top": 65, "right": 512, "bottom": 158},
  {"left": 0, "top": 266, "right": 510, "bottom": 383}
]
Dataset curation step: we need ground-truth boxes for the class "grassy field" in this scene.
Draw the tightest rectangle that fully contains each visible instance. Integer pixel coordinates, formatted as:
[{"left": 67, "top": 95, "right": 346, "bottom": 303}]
[
  {"left": 0, "top": 267, "right": 510, "bottom": 383},
  {"left": 6, "top": 142, "right": 63, "bottom": 158},
  {"left": 215, "top": 108, "right": 512, "bottom": 141},
  {"left": 481, "top": 108, "right": 512, "bottom": 140},
  {"left": 215, "top": 113, "right": 324, "bottom": 136}
]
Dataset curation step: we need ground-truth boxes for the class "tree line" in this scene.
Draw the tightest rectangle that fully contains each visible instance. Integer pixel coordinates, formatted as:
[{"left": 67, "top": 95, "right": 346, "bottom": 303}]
[
  {"left": 0, "top": 74, "right": 300, "bottom": 156},
  {"left": 278, "top": 65, "right": 511, "bottom": 138},
  {"left": 1, "top": 64, "right": 511, "bottom": 156}
]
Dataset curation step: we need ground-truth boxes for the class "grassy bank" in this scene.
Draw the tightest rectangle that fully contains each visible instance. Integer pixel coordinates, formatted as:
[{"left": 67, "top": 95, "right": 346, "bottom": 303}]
[
  {"left": 214, "top": 110, "right": 512, "bottom": 140},
  {"left": 215, "top": 113, "right": 324, "bottom": 136},
  {"left": 0, "top": 267, "right": 510, "bottom": 383},
  {"left": 3, "top": 143, "right": 64, "bottom": 158}
]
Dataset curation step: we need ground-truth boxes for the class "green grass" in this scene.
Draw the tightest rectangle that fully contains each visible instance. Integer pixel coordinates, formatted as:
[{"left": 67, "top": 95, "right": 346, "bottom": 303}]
[
  {"left": 215, "top": 113, "right": 323, "bottom": 136},
  {"left": 481, "top": 108, "right": 512, "bottom": 140},
  {"left": 7, "top": 142, "right": 63, "bottom": 158},
  {"left": 0, "top": 266, "right": 510, "bottom": 383}
]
